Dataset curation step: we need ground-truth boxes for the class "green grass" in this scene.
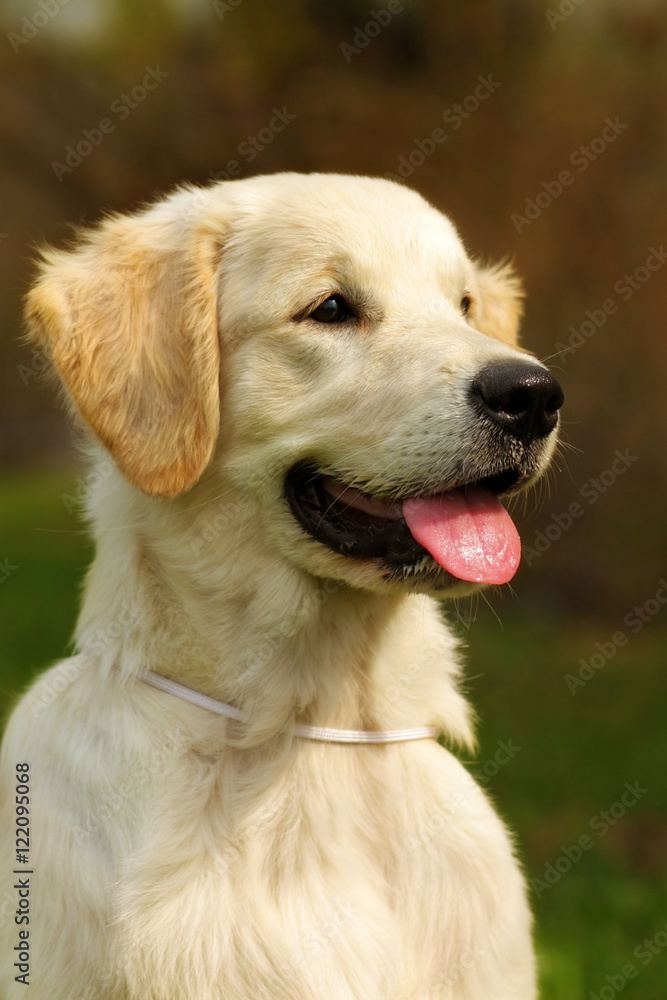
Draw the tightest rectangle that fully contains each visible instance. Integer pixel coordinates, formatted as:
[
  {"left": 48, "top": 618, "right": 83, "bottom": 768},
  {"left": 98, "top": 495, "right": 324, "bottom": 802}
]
[
  {"left": 2, "top": 471, "right": 666, "bottom": 997},
  {"left": 458, "top": 610, "right": 667, "bottom": 999},
  {"left": 0, "top": 469, "right": 93, "bottom": 710}
]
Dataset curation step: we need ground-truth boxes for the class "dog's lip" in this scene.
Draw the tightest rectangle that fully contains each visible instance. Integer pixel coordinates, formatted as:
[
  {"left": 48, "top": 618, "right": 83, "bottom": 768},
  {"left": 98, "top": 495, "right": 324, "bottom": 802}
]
[
  {"left": 320, "top": 476, "right": 404, "bottom": 522},
  {"left": 319, "top": 467, "right": 523, "bottom": 521}
]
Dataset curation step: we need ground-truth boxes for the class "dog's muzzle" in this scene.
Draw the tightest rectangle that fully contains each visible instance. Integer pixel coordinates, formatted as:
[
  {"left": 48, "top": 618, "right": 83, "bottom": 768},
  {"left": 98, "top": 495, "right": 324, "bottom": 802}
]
[{"left": 284, "top": 361, "right": 563, "bottom": 587}]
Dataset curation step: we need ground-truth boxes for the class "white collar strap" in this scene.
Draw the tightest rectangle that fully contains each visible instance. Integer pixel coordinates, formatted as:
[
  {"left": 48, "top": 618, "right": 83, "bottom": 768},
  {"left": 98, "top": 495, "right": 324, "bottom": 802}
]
[{"left": 140, "top": 670, "right": 439, "bottom": 744}]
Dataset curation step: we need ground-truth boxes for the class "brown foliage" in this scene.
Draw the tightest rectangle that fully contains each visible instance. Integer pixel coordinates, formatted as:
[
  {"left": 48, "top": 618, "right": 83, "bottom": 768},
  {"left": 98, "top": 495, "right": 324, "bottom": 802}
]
[{"left": 1, "top": 0, "right": 665, "bottom": 614}]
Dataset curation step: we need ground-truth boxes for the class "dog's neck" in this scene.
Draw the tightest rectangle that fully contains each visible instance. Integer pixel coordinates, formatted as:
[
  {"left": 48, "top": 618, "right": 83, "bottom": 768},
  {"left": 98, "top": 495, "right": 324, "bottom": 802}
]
[{"left": 73, "top": 462, "right": 473, "bottom": 746}]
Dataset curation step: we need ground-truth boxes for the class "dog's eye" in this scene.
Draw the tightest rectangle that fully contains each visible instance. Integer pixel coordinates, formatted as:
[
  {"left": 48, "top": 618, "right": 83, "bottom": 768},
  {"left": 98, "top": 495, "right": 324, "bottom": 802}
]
[
  {"left": 461, "top": 295, "right": 472, "bottom": 316},
  {"left": 309, "top": 295, "right": 351, "bottom": 323}
]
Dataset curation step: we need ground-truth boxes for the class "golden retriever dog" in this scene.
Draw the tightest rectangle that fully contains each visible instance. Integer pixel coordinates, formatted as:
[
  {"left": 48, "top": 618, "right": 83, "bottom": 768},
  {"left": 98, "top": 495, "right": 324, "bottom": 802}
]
[{"left": 0, "top": 173, "right": 562, "bottom": 999}]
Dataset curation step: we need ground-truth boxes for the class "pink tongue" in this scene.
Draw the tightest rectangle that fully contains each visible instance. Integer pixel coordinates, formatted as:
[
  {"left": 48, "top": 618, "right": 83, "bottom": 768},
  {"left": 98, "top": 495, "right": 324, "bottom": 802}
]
[{"left": 403, "top": 488, "right": 521, "bottom": 585}]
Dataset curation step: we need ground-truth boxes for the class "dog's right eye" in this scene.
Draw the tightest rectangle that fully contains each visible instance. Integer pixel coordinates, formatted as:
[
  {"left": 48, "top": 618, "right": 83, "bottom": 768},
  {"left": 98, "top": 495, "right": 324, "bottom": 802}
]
[{"left": 308, "top": 295, "right": 352, "bottom": 324}]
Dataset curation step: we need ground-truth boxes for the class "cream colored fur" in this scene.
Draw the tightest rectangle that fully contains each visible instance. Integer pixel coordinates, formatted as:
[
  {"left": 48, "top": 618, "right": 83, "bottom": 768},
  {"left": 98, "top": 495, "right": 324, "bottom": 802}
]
[{"left": 0, "top": 174, "right": 556, "bottom": 999}]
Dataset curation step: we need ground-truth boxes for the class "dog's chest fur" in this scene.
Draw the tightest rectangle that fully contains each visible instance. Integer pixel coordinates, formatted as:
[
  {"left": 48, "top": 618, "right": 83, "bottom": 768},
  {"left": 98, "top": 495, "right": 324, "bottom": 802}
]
[
  {"left": 4, "top": 586, "right": 536, "bottom": 1000},
  {"left": 112, "top": 713, "right": 533, "bottom": 999},
  {"left": 11, "top": 585, "right": 533, "bottom": 1000}
]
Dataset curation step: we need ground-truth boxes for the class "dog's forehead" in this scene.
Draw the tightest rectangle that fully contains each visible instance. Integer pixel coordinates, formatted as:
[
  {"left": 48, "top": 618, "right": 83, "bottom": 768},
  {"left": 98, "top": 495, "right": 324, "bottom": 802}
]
[{"left": 217, "top": 174, "right": 472, "bottom": 296}]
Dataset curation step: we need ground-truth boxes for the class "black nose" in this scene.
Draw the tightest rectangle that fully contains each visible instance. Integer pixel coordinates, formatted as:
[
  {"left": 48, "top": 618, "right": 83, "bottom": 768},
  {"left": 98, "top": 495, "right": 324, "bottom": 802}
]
[{"left": 470, "top": 361, "right": 564, "bottom": 441}]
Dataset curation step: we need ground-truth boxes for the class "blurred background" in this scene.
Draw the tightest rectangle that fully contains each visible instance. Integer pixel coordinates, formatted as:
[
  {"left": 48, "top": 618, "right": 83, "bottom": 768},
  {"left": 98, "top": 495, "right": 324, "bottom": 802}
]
[{"left": 1, "top": 0, "right": 666, "bottom": 995}]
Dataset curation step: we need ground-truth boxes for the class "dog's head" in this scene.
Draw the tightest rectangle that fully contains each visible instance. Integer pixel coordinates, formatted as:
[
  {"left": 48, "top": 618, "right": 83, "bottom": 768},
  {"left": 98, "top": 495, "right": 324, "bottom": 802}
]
[{"left": 26, "top": 173, "right": 562, "bottom": 597}]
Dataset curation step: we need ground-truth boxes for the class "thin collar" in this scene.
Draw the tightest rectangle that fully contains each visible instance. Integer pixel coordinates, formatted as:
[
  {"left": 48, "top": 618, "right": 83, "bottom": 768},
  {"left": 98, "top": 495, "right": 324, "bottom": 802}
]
[{"left": 140, "top": 670, "right": 439, "bottom": 744}]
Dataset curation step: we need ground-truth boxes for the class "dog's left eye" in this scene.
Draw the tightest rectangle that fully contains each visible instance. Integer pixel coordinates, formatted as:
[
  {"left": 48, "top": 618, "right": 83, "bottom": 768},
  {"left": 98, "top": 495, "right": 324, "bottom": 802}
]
[
  {"left": 461, "top": 295, "right": 472, "bottom": 316},
  {"left": 309, "top": 295, "right": 351, "bottom": 323}
]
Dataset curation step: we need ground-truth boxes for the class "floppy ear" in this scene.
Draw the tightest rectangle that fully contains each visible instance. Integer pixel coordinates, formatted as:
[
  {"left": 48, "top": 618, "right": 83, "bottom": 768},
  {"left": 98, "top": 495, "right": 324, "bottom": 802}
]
[
  {"left": 473, "top": 261, "right": 524, "bottom": 347},
  {"left": 25, "top": 196, "right": 224, "bottom": 497}
]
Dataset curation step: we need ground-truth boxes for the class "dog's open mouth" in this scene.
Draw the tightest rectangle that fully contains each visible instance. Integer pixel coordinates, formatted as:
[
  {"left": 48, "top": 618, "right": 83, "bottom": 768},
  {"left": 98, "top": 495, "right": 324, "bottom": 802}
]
[{"left": 284, "top": 464, "right": 524, "bottom": 585}]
